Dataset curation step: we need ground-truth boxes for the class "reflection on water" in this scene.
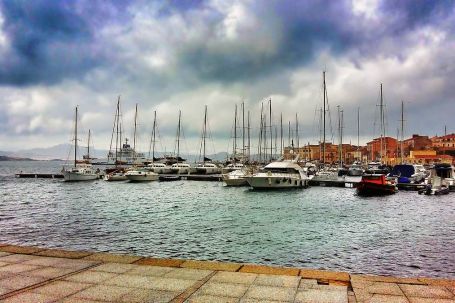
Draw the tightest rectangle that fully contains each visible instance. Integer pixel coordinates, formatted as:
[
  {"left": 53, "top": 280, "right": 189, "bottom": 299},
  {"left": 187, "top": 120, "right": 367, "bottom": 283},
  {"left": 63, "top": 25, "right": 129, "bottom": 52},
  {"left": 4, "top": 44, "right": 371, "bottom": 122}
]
[{"left": 1, "top": 161, "right": 454, "bottom": 278}]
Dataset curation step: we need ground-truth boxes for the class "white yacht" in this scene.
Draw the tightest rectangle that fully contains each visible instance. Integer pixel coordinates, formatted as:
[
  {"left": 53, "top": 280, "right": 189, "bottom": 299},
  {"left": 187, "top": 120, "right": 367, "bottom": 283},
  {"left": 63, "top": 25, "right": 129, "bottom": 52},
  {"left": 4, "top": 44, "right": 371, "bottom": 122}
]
[
  {"left": 246, "top": 159, "right": 309, "bottom": 189},
  {"left": 147, "top": 162, "right": 172, "bottom": 174},
  {"left": 196, "top": 162, "right": 221, "bottom": 175},
  {"left": 222, "top": 163, "right": 244, "bottom": 174},
  {"left": 104, "top": 169, "right": 127, "bottom": 181},
  {"left": 222, "top": 169, "right": 249, "bottom": 186},
  {"left": 170, "top": 163, "right": 191, "bottom": 174},
  {"left": 419, "top": 164, "right": 454, "bottom": 195},
  {"left": 125, "top": 167, "right": 158, "bottom": 182},
  {"left": 62, "top": 107, "right": 99, "bottom": 182}
]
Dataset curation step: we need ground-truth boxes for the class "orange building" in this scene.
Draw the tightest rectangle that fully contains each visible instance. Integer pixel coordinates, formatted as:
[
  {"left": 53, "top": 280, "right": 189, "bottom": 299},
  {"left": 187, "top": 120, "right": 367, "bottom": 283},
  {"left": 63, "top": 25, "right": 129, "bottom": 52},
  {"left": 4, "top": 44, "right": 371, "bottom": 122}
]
[
  {"left": 283, "top": 143, "right": 361, "bottom": 164},
  {"left": 366, "top": 137, "right": 398, "bottom": 163},
  {"left": 431, "top": 133, "right": 455, "bottom": 151}
]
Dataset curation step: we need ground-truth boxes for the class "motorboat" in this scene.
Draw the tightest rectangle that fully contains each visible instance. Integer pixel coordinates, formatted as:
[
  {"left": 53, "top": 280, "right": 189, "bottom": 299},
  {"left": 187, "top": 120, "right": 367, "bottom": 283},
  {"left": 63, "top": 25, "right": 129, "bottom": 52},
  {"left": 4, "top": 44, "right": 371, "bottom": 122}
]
[
  {"left": 125, "top": 167, "right": 158, "bottom": 182},
  {"left": 246, "top": 158, "right": 309, "bottom": 189},
  {"left": 195, "top": 162, "right": 221, "bottom": 175},
  {"left": 147, "top": 162, "right": 172, "bottom": 174},
  {"left": 104, "top": 168, "right": 127, "bottom": 181},
  {"left": 222, "top": 169, "right": 249, "bottom": 186},
  {"left": 310, "top": 167, "right": 342, "bottom": 185},
  {"left": 419, "top": 163, "right": 453, "bottom": 195},
  {"left": 222, "top": 162, "right": 244, "bottom": 174},
  {"left": 344, "top": 164, "right": 364, "bottom": 185},
  {"left": 170, "top": 163, "right": 191, "bottom": 174},
  {"left": 356, "top": 174, "right": 397, "bottom": 196},
  {"left": 388, "top": 164, "right": 426, "bottom": 184}
]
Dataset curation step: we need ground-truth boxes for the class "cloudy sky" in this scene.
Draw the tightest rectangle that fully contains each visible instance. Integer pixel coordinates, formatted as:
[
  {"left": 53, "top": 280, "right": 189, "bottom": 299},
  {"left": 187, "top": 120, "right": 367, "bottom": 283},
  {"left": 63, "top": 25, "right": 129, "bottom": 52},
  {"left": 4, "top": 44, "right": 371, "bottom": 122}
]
[{"left": 0, "top": 0, "right": 454, "bottom": 155}]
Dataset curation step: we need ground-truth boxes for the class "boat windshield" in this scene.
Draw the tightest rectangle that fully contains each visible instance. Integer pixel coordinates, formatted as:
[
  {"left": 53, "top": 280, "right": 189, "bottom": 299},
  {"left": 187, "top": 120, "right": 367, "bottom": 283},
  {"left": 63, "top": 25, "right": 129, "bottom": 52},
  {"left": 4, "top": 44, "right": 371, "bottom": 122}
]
[
  {"left": 390, "top": 165, "right": 415, "bottom": 177},
  {"left": 262, "top": 167, "right": 298, "bottom": 174}
]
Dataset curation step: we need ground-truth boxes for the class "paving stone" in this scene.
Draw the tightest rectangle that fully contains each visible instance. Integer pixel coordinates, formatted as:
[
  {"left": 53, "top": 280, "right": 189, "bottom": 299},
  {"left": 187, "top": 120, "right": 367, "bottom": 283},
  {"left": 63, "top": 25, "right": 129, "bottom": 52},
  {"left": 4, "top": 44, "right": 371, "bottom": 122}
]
[
  {"left": 91, "top": 262, "right": 138, "bottom": 273},
  {"left": 22, "top": 256, "right": 68, "bottom": 267},
  {"left": 359, "top": 282, "right": 405, "bottom": 296},
  {"left": 64, "top": 270, "right": 119, "bottom": 284},
  {"left": 254, "top": 274, "right": 300, "bottom": 288},
  {"left": 300, "top": 278, "right": 318, "bottom": 285},
  {"left": 295, "top": 288, "right": 348, "bottom": 303},
  {"left": 300, "top": 268, "right": 350, "bottom": 282},
  {"left": 0, "top": 291, "right": 59, "bottom": 303},
  {"left": 239, "top": 299, "right": 285, "bottom": 303},
  {"left": 147, "top": 277, "right": 197, "bottom": 292},
  {"left": 368, "top": 294, "right": 410, "bottom": 303},
  {"left": 419, "top": 278, "right": 455, "bottom": 288},
  {"left": 0, "top": 287, "right": 11, "bottom": 296},
  {"left": 104, "top": 273, "right": 155, "bottom": 288},
  {"left": 163, "top": 268, "right": 213, "bottom": 280},
  {"left": 196, "top": 282, "right": 249, "bottom": 297},
  {"left": 27, "top": 266, "right": 76, "bottom": 278},
  {"left": 0, "top": 253, "right": 11, "bottom": 258},
  {"left": 186, "top": 294, "right": 240, "bottom": 303},
  {"left": 72, "top": 284, "right": 133, "bottom": 301},
  {"left": 60, "top": 298, "right": 107, "bottom": 303},
  {"left": 181, "top": 260, "right": 242, "bottom": 272},
  {"left": 52, "top": 259, "right": 98, "bottom": 270},
  {"left": 244, "top": 285, "right": 296, "bottom": 301},
  {"left": 352, "top": 274, "right": 424, "bottom": 285},
  {"left": 0, "top": 254, "right": 40, "bottom": 263},
  {"left": 0, "top": 263, "right": 42, "bottom": 274},
  {"left": 408, "top": 298, "right": 455, "bottom": 303},
  {"left": 35, "top": 249, "right": 92, "bottom": 259},
  {"left": 348, "top": 290, "right": 357, "bottom": 303},
  {"left": 83, "top": 252, "right": 142, "bottom": 264},
  {"left": 0, "top": 262, "right": 8, "bottom": 268},
  {"left": 134, "top": 257, "right": 185, "bottom": 267},
  {"left": 31, "top": 280, "right": 92, "bottom": 298},
  {"left": 400, "top": 284, "right": 454, "bottom": 299},
  {"left": 240, "top": 265, "right": 299, "bottom": 276},
  {"left": 119, "top": 288, "right": 178, "bottom": 303},
  {"left": 303, "top": 284, "right": 348, "bottom": 292},
  {"left": 126, "top": 265, "right": 174, "bottom": 277},
  {"left": 0, "top": 274, "right": 47, "bottom": 290},
  {"left": 0, "top": 245, "right": 44, "bottom": 255},
  {"left": 210, "top": 272, "right": 257, "bottom": 284}
]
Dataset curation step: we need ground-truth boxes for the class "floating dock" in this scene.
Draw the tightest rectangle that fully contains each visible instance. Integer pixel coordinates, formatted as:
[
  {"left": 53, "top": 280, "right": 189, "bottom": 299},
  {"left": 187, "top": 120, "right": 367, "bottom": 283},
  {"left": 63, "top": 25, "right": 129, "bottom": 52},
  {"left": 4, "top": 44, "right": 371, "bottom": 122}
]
[
  {"left": 15, "top": 173, "right": 64, "bottom": 179},
  {"left": 0, "top": 244, "right": 454, "bottom": 302}
]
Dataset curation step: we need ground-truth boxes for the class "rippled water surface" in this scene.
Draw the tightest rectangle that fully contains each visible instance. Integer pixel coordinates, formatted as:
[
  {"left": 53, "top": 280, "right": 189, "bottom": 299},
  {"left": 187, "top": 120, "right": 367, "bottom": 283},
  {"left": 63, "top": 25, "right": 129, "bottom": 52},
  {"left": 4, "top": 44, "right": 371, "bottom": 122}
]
[{"left": 1, "top": 161, "right": 454, "bottom": 278}]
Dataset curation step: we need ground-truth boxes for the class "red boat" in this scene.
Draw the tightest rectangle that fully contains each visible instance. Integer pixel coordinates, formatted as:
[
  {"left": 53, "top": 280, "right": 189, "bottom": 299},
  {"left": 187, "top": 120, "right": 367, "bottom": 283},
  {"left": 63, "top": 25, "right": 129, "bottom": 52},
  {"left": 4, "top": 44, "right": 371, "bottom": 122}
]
[{"left": 356, "top": 174, "right": 397, "bottom": 196}]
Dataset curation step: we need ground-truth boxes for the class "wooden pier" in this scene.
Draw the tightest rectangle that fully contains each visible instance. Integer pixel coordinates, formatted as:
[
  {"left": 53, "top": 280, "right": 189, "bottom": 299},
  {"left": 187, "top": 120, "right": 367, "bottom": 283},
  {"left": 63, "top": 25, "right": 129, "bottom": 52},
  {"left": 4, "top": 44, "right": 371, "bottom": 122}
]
[{"left": 15, "top": 173, "right": 64, "bottom": 179}]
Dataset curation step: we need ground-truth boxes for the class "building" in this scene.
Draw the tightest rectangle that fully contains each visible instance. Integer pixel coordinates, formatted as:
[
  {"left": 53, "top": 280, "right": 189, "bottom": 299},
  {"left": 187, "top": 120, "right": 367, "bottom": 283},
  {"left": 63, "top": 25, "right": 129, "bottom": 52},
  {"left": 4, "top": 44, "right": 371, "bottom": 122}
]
[
  {"left": 402, "top": 134, "right": 432, "bottom": 156},
  {"left": 431, "top": 133, "right": 455, "bottom": 151},
  {"left": 366, "top": 137, "right": 398, "bottom": 163},
  {"left": 283, "top": 143, "right": 361, "bottom": 164}
]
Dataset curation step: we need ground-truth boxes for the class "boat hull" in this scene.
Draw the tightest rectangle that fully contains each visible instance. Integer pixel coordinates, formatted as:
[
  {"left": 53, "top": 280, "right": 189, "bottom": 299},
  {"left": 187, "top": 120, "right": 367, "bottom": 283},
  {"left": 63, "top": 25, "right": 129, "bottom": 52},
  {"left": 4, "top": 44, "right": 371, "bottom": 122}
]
[
  {"left": 63, "top": 171, "right": 99, "bottom": 182},
  {"left": 196, "top": 167, "right": 221, "bottom": 175},
  {"left": 170, "top": 168, "right": 190, "bottom": 174},
  {"left": 222, "top": 176, "right": 248, "bottom": 186},
  {"left": 246, "top": 176, "right": 308, "bottom": 189},
  {"left": 104, "top": 173, "right": 127, "bottom": 181},
  {"left": 356, "top": 182, "right": 397, "bottom": 196},
  {"left": 125, "top": 173, "right": 158, "bottom": 182}
]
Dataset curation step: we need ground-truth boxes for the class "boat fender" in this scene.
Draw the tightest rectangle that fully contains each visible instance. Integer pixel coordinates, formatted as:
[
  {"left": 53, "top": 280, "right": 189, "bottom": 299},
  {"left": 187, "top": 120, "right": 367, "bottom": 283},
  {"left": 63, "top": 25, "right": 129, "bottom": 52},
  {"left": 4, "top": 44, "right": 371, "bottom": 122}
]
[
  {"left": 268, "top": 178, "right": 272, "bottom": 185},
  {"left": 267, "top": 171, "right": 272, "bottom": 176}
]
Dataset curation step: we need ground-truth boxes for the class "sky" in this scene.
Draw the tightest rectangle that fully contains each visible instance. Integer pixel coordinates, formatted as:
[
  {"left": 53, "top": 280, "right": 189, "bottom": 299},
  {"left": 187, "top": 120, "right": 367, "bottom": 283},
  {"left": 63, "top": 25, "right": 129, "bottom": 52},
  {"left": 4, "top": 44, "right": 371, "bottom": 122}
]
[{"left": 0, "top": 0, "right": 454, "bottom": 155}]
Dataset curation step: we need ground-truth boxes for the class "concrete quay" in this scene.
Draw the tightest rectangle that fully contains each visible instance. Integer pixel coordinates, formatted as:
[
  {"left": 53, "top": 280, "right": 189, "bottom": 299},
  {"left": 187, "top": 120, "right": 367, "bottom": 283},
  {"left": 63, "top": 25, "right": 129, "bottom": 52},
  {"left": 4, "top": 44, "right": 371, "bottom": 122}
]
[{"left": 0, "top": 244, "right": 454, "bottom": 302}]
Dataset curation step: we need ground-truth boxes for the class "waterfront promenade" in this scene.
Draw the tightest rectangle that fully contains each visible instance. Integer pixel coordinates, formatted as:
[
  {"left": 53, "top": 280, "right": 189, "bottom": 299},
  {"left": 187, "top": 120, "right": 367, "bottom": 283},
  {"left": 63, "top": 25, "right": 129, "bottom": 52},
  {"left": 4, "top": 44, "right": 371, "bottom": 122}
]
[{"left": 0, "top": 244, "right": 453, "bottom": 303}]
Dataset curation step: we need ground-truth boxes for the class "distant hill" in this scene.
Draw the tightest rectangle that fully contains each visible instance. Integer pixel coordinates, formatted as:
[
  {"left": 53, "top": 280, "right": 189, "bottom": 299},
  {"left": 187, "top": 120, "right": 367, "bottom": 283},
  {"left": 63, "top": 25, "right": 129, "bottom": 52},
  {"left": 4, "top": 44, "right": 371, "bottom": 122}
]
[
  {"left": 0, "top": 144, "right": 229, "bottom": 162},
  {"left": 0, "top": 155, "right": 36, "bottom": 161}
]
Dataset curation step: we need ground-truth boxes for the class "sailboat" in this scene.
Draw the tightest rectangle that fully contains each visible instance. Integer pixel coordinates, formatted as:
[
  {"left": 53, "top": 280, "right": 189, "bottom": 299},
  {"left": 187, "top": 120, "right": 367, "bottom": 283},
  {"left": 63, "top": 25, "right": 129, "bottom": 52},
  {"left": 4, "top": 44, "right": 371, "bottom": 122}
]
[
  {"left": 147, "top": 111, "right": 172, "bottom": 174},
  {"left": 62, "top": 107, "right": 99, "bottom": 181},
  {"left": 105, "top": 97, "right": 128, "bottom": 181},
  {"left": 195, "top": 106, "right": 221, "bottom": 174},
  {"left": 170, "top": 110, "right": 191, "bottom": 174},
  {"left": 223, "top": 104, "right": 244, "bottom": 174}
]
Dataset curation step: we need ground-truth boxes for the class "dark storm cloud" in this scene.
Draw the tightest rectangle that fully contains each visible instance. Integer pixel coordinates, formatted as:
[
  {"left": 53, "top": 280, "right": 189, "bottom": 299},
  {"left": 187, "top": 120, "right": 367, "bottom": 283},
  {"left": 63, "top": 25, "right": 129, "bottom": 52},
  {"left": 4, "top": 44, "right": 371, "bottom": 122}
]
[{"left": 0, "top": 0, "right": 130, "bottom": 86}]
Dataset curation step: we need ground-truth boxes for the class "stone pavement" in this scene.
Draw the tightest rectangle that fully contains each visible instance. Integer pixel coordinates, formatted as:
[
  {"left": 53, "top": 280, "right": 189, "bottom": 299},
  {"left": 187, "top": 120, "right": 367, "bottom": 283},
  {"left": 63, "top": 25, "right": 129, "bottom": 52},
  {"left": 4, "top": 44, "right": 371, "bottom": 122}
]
[{"left": 0, "top": 245, "right": 454, "bottom": 302}]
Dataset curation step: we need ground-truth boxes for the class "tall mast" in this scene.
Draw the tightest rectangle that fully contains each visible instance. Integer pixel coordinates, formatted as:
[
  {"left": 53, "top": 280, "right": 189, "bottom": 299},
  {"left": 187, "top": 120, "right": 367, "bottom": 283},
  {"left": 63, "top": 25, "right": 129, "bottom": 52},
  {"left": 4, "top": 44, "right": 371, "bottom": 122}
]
[
  {"left": 263, "top": 102, "right": 267, "bottom": 162},
  {"left": 203, "top": 105, "right": 207, "bottom": 163},
  {"left": 151, "top": 110, "right": 156, "bottom": 161},
  {"left": 379, "top": 83, "right": 384, "bottom": 162},
  {"left": 247, "top": 110, "right": 250, "bottom": 162},
  {"left": 258, "top": 103, "right": 263, "bottom": 162},
  {"left": 115, "top": 98, "right": 120, "bottom": 164},
  {"left": 233, "top": 104, "right": 237, "bottom": 162},
  {"left": 357, "top": 107, "right": 360, "bottom": 152},
  {"left": 295, "top": 113, "right": 299, "bottom": 151},
  {"left": 323, "top": 71, "right": 326, "bottom": 164},
  {"left": 242, "top": 101, "right": 245, "bottom": 162},
  {"left": 280, "top": 113, "right": 283, "bottom": 156},
  {"left": 87, "top": 129, "right": 91, "bottom": 159},
  {"left": 341, "top": 109, "right": 344, "bottom": 166},
  {"left": 133, "top": 103, "right": 138, "bottom": 152},
  {"left": 74, "top": 106, "right": 78, "bottom": 167},
  {"left": 400, "top": 101, "right": 404, "bottom": 164},
  {"left": 337, "top": 106, "right": 341, "bottom": 166},
  {"left": 269, "top": 98, "right": 272, "bottom": 162},
  {"left": 288, "top": 121, "right": 291, "bottom": 147},
  {"left": 177, "top": 110, "right": 181, "bottom": 160}
]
